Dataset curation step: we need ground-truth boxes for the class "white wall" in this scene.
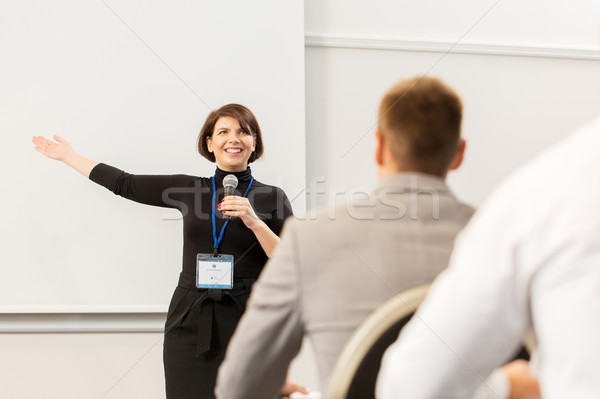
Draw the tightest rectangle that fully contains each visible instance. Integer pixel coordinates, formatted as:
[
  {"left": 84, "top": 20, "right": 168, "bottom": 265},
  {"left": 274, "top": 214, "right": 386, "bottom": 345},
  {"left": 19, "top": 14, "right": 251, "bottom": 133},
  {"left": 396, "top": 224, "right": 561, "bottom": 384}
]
[
  {"left": 0, "top": 329, "right": 318, "bottom": 399},
  {"left": 305, "top": 0, "right": 600, "bottom": 48},
  {"left": 2, "top": 1, "right": 600, "bottom": 398},
  {"left": 0, "top": 332, "right": 165, "bottom": 399},
  {"left": 304, "top": 0, "right": 600, "bottom": 208}
]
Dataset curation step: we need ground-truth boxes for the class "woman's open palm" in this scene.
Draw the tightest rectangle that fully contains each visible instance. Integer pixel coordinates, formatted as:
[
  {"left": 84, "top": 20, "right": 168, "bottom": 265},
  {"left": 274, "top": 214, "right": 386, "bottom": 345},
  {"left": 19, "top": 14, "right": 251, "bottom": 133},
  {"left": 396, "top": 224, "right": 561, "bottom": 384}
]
[{"left": 32, "top": 135, "right": 72, "bottom": 161}]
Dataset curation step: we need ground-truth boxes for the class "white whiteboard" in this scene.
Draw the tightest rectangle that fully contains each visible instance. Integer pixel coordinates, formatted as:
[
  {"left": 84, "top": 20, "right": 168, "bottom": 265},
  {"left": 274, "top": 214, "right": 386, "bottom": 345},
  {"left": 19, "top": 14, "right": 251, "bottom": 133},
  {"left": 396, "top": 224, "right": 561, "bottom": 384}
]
[{"left": 0, "top": 0, "right": 305, "bottom": 312}]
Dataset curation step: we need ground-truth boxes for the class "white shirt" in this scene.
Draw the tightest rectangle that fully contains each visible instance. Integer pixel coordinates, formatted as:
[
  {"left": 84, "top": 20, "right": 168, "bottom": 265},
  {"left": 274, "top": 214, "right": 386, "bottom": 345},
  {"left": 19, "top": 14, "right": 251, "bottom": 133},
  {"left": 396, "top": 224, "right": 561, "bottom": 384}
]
[{"left": 376, "top": 114, "right": 600, "bottom": 399}]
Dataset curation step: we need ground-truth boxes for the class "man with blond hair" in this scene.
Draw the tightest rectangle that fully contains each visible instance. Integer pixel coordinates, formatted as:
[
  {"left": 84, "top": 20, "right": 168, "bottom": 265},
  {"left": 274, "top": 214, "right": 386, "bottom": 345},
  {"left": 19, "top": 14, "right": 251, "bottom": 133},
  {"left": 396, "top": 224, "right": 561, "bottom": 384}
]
[
  {"left": 215, "top": 76, "right": 474, "bottom": 398},
  {"left": 376, "top": 103, "right": 600, "bottom": 399}
]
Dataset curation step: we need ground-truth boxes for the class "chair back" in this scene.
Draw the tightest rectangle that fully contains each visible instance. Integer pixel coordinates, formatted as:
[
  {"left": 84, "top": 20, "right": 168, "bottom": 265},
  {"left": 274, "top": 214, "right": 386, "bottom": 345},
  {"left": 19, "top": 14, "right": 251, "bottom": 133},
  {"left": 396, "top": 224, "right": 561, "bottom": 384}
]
[{"left": 326, "top": 285, "right": 430, "bottom": 399}]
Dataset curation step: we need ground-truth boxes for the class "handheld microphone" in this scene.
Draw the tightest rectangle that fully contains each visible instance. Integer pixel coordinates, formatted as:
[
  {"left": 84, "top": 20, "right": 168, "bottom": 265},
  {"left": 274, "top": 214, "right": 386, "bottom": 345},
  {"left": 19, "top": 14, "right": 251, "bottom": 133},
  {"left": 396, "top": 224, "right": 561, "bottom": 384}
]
[{"left": 222, "top": 174, "right": 238, "bottom": 220}]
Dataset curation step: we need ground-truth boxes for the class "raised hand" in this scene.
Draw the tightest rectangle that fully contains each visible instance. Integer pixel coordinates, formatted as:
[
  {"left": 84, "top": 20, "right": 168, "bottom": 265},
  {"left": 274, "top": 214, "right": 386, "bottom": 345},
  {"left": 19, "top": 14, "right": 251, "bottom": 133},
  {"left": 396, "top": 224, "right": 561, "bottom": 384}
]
[
  {"left": 31, "top": 135, "right": 99, "bottom": 177},
  {"left": 32, "top": 135, "right": 74, "bottom": 161},
  {"left": 218, "top": 194, "right": 281, "bottom": 257}
]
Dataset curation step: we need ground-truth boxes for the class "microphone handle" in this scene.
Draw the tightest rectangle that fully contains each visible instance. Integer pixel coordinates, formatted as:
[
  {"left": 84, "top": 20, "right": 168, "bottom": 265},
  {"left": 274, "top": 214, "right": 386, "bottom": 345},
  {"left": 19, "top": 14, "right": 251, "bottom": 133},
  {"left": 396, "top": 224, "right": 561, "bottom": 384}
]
[{"left": 223, "top": 186, "right": 235, "bottom": 220}]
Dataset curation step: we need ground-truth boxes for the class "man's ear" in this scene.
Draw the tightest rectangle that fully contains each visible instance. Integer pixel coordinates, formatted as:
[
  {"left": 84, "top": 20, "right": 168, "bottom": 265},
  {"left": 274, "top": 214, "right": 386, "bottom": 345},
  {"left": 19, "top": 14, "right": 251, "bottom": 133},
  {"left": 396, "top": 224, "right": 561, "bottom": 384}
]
[
  {"left": 375, "top": 130, "right": 385, "bottom": 166},
  {"left": 449, "top": 139, "right": 466, "bottom": 171}
]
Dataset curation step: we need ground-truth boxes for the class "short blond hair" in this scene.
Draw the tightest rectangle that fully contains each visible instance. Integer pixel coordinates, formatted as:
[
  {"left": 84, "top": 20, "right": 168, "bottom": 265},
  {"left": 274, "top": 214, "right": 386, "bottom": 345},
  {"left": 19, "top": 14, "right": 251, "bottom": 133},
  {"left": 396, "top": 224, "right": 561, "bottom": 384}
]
[{"left": 378, "top": 77, "right": 463, "bottom": 176}]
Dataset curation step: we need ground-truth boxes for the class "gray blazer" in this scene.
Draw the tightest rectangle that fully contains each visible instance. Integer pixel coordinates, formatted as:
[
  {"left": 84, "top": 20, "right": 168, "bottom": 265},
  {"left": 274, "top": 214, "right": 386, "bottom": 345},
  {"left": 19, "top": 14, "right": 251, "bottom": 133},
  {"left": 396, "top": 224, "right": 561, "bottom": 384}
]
[{"left": 215, "top": 173, "right": 475, "bottom": 399}]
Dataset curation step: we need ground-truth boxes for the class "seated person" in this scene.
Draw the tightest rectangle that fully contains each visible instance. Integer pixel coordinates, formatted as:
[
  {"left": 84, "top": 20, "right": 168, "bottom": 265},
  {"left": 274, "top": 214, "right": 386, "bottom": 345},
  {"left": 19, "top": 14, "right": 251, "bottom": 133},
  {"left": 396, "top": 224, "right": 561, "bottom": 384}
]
[
  {"left": 376, "top": 114, "right": 600, "bottom": 397},
  {"left": 215, "top": 76, "right": 474, "bottom": 398}
]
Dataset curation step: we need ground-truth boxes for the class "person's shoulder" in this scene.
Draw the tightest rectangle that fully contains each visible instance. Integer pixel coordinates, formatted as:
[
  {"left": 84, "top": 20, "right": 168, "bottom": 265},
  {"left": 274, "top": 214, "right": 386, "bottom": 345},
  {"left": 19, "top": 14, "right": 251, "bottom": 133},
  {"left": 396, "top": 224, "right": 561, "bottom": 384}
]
[
  {"left": 286, "top": 203, "right": 354, "bottom": 235},
  {"left": 250, "top": 178, "right": 280, "bottom": 189},
  {"left": 445, "top": 191, "right": 476, "bottom": 221},
  {"left": 249, "top": 179, "right": 289, "bottom": 196},
  {"left": 460, "top": 201, "right": 476, "bottom": 223}
]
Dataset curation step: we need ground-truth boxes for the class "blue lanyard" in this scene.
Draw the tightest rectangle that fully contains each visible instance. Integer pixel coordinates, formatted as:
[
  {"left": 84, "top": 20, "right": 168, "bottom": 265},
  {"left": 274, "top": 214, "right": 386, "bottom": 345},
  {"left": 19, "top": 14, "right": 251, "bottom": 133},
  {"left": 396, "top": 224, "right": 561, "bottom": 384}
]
[{"left": 211, "top": 175, "right": 254, "bottom": 253}]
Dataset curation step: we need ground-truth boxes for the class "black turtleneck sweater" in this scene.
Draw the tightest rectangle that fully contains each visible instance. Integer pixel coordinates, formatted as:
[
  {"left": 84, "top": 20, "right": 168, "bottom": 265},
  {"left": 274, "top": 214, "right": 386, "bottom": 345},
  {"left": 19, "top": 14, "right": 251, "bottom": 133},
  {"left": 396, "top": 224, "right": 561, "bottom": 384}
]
[{"left": 89, "top": 163, "right": 293, "bottom": 279}]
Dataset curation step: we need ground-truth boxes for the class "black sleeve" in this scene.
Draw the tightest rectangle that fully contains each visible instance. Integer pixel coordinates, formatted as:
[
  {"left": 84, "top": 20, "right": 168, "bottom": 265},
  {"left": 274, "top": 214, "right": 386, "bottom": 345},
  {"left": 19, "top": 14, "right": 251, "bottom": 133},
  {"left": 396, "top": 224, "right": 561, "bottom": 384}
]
[
  {"left": 269, "top": 187, "right": 294, "bottom": 236},
  {"left": 89, "top": 163, "right": 196, "bottom": 210}
]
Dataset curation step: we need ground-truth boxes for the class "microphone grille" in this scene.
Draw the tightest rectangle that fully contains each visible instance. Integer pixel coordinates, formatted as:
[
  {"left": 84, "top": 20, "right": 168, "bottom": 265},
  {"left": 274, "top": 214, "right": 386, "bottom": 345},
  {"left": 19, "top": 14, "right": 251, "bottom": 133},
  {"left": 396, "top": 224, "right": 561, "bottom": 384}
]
[{"left": 223, "top": 174, "right": 238, "bottom": 188}]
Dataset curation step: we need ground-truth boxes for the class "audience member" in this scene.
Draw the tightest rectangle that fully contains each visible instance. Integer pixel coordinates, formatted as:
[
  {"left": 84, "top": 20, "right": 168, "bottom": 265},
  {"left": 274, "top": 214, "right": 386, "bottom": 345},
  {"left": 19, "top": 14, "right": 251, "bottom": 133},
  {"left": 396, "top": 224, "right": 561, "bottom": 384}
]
[
  {"left": 377, "top": 114, "right": 600, "bottom": 399},
  {"left": 215, "top": 76, "right": 474, "bottom": 398}
]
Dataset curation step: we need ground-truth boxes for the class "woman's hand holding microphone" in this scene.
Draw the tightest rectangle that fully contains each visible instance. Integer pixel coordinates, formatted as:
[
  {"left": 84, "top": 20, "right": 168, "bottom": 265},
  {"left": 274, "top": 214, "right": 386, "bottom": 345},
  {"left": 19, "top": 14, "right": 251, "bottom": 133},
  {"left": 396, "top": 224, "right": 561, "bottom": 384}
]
[{"left": 218, "top": 196, "right": 261, "bottom": 229}]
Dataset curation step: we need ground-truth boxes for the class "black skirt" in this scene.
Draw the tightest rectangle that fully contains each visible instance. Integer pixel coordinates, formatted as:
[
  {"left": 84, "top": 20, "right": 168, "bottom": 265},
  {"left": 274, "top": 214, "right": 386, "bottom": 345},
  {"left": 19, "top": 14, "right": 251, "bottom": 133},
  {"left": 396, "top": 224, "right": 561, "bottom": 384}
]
[{"left": 163, "top": 272, "right": 256, "bottom": 399}]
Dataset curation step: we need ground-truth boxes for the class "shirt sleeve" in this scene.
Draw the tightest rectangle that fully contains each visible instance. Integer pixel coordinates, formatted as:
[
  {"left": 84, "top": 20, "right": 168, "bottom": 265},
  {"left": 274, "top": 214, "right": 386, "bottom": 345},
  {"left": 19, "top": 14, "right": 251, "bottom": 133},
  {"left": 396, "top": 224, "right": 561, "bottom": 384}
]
[
  {"left": 472, "top": 369, "right": 510, "bottom": 399},
  {"left": 89, "top": 163, "right": 196, "bottom": 210},
  {"left": 215, "top": 220, "right": 304, "bottom": 399}
]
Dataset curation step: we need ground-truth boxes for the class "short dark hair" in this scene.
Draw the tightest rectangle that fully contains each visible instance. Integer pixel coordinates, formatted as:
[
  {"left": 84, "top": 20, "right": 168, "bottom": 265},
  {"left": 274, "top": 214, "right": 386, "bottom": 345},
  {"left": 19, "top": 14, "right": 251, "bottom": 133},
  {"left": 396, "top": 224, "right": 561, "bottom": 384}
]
[
  {"left": 378, "top": 77, "right": 463, "bottom": 176},
  {"left": 198, "top": 104, "right": 264, "bottom": 163}
]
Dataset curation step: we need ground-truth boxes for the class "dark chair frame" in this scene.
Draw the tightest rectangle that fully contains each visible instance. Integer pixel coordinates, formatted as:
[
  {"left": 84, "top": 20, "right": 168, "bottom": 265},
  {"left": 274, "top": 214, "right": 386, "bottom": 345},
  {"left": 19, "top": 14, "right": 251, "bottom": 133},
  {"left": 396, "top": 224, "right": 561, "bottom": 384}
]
[
  {"left": 326, "top": 284, "right": 536, "bottom": 399},
  {"left": 326, "top": 285, "right": 430, "bottom": 399}
]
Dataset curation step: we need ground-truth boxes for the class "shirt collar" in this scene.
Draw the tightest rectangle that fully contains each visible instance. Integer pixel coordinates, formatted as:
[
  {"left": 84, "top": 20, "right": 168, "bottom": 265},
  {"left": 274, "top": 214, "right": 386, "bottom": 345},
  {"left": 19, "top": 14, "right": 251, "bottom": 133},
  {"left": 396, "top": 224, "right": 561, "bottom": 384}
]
[
  {"left": 214, "top": 167, "right": 253, "bottom": 187},
  {"left": 374, "top": 172, "right": 452, "bottom": 196}
]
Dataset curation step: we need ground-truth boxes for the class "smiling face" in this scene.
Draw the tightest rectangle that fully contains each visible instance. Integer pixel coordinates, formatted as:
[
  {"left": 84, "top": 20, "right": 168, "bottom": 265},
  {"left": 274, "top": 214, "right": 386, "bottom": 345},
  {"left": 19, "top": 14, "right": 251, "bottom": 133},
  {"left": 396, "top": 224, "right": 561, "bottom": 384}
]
[{"left": 206, "top": 116, "right": 256, "bottom": 172}]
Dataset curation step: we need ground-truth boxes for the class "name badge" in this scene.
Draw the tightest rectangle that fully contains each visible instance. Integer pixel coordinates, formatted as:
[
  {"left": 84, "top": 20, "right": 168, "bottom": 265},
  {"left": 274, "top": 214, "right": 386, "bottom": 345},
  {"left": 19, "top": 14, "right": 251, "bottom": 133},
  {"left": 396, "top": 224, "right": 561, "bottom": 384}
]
[{"left": 196, "top": 253, "right": 234, "bottom": 289}]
